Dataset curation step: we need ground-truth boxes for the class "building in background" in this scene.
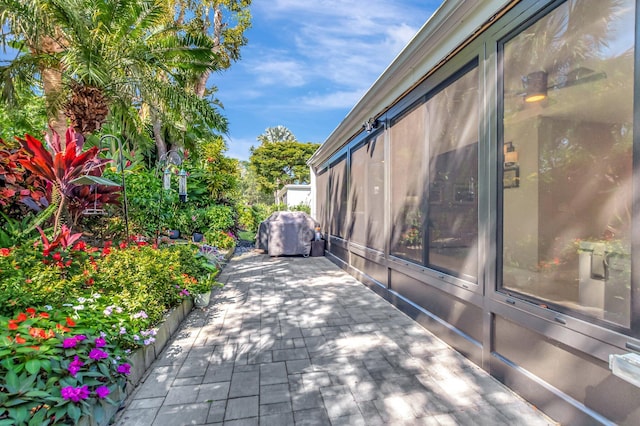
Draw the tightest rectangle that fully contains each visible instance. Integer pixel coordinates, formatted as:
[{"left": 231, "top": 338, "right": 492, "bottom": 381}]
[
  {"left": 308, "top": 0, "right": 639, "bottom": 423},
  {"left": 276, "top": 184, "right": 311, "bottom": 209}
]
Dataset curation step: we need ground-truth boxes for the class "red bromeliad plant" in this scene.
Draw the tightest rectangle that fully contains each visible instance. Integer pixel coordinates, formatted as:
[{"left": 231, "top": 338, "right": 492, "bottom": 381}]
[
  {"left": 15, "top": 128, "right": 116, "bottom": 232},
  {"left": 0, "top": 139, "right": 49, "bottom": 216},
  {"left": 67, "top": 184, "right": 122, "bottom": 227}
]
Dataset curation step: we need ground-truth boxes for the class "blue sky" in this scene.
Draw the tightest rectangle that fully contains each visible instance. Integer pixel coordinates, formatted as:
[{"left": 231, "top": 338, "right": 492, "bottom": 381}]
[{"left": 215, "top": 0, "right": 442, "bottom": 161}]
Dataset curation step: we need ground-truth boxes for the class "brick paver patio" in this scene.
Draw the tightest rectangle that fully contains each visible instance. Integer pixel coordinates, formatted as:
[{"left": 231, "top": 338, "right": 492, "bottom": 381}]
[{"left": 115, "top": 250, "right": 555, "bottom": 425}]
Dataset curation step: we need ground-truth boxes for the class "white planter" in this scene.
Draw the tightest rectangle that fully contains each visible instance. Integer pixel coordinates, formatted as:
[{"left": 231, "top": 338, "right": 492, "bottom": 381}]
[{"left": 194, "top": 291, "right": 211, "bottom": 308}]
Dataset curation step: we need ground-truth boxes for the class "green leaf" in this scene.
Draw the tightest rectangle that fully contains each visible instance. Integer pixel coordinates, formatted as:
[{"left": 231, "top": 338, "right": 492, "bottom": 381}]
[
  {"left": 93, "top": 404, "right": 105, "bottom": 424},
  {"left": 6, "top": 369, "right": 19, "bottom": 393},
  {"left": 28, "top": 406, "right": 47, "bottom": 426},
  {"left": 24, "top": 390, "right": 51, "bottom": 398},
  {"left": 39, "top": 359, "right": 52, "bottom": 373},
  {"left": 3, "top": 398, "right": 27, "bottom": 407},
  {"left": 0, "top": 349, "right": 12, "bottom": 357},
  {"left": 0, "top": 419, "right": 18, "bottom": 426},
  {"left": 18, "top": 373, "right": 37, "bottom": 393},
  {"left": 25, "top": 359, "right": 41, "bottom": 375},
  {"left": 14, "top": 405, "right": 28, "bottom": 424},
  {"left": 67, "top": 403, "right": 81, "bottom": 423},
  {"left": 98, "top": 362, "right": 111, "bottom": 377}
]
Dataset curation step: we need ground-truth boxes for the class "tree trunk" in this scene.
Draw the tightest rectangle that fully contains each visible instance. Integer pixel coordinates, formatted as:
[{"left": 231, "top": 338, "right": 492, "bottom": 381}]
[
  {"left": 39, "top": 34, "right": 68, "bottom": 143},
  {"left": 153, "top": 112, "right": 167, "bottom": 160},
  {"left": 194, "top": 4, "right": 222, "bottom": 98}
]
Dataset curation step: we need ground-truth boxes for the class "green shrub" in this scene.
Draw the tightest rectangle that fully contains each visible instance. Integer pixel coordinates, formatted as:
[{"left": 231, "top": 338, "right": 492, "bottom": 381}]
[
  {"left": 204, "top": 230, "right": 236, "bottom": 249},
  {"left": 204, "top": 204, "right": 236, "bottom": 232},
  {"left": 91, "top": 246, "right": 185, "bottom": 324},
  {"left": 237, "top": 203, "right": 272, "bottom": 233},
  {"left": 288, "top": 203, "right": 311, "bottom": 214},
  {"left": 0, "top": 245, "right": 85, "bottom": 316}
]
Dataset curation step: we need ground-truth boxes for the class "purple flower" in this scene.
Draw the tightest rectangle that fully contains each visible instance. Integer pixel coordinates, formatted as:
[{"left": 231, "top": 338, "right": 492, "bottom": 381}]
[
  {"left": 89, "top": 348, "right": 109, "bottom": 360},
  {"left": 133, "top": 311, "right": 148, "bottom": 319},
  {"left": 61, "top": 385, "right": 90, "bottom": 402},
  {"left": 117, "top": 363, "right": 131, "bottom": 375},
  {"left": 75, "top": 334, "right": 87, "bottom": 341},
  {"left": 62, "top": 337, "right": 78, "bottom": 348},
  {"left": 95, "top": 386, "right": 110, "bottom": 399},
  {"left": 67, "top": 356, "right": 84, "bottom": 377},
  {"left": 119, "top": 327, "right": 126, "bottom": 335},
  {"left": 95, "top": 337, "right": 106, "bottom": 348}
]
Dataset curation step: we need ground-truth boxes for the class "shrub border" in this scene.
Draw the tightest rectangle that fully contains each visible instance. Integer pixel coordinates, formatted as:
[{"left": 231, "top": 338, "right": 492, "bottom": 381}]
[{"left": 107, "top": 244, "right": 236, "bottom": 425}]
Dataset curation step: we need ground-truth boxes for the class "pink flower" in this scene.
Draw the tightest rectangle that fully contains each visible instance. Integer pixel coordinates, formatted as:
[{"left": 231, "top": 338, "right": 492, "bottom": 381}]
[
  {"left": 75, "top": 334, "right": 87, "bottom": 341},
  {"left": 89, "top": 348, "right": 108, "bottom": 360},
  {"left": 68, "top": 356, "right": 84, "bottom": 377},
  {"left": 95, "top": 386, "right": 110, "bottom": 399},
  {"left": 94, "top": 337, "right": 106, "bottom": 348},
  {"left": 61, "top": 385, "right": 90, "bottom": 402},
  {"left": 117, "top": 363, "right": 131, "bottom": 375},
  {"left": 62, "top": 337, "right": 78, "bottom": 348}
]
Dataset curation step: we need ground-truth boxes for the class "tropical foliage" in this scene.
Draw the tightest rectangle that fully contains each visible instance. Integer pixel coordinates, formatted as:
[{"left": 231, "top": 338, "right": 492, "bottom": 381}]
[
  {"left": 0, "top": 0, "right": 251, "bottom": 424},
  {"left": 249, "top": 127, "right": 320, "bottom": 197},
  {"left": 0, "top": 234, "right": 220, "bottom": 424},
  {"left": 0, "top": 0, "right": 249, "bottom": 158}
]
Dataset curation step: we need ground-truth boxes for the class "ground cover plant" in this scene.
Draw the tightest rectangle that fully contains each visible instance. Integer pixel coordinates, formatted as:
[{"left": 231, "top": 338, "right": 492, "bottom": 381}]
[{"left": 0, "top": 228, "right": 225, "bottom": 425}]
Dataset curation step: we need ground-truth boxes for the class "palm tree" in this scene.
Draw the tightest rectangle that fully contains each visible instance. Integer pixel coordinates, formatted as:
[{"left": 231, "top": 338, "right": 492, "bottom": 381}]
[
  {"left": 1, "top": 0, "right": 228, "bottom": 154},
  {"left": 257, "top": 125, "right": 297, "bottom": 144},
  {"left": 0, "top": 0, "right": 69, "bottom": 136}
]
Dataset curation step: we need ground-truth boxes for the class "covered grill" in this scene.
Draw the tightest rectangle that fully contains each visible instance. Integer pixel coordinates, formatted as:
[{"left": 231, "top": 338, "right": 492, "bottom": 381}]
[{"left": 256, "top": 211, "right": 319, "bottom": 256}]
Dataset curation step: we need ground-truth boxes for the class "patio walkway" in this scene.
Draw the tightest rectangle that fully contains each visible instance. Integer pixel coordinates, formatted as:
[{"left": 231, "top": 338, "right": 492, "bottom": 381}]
[{"left": 115, "top": 250, "right": 556, "bottom": 426}]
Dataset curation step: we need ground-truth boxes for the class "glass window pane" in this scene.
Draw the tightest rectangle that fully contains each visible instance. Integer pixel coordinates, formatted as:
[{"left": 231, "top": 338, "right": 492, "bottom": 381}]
[
  {"left": 501, "top": 0, "right": 634, "bottom": 327},
  {"left": 426, "top": 67, "right": 479, "bottom": 280},
  {"left": 330, "top": 158, "right": 348, "bottom": 238},
  {"left": 316, "top": 170, "right": 328, "bottom": 233},
  {"left": 351, "top": 136, "right": 386, "bottom": 250},
  {"left": 350, "top": 144, "right": 366, "bottom": 245},
  {"left": 367, "top": 136, "right": 385, "bottom": 251},
  {"left": 390, "top": 104, "right": 427, "bottom": 263}
]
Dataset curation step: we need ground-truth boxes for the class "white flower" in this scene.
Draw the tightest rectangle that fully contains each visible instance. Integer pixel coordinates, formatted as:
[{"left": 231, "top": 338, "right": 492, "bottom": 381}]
[
  {"left": 92, "top": 293, "right": 101, "bottom": 299},
  {"left": 44, "top": 305, "right": 53, "bottom": 311},
  {"left": 73, "top": 305, "right": 85, "bottom": 311},
  {"left": 77, "top": 297, "right": 86, "bottom": 304}
]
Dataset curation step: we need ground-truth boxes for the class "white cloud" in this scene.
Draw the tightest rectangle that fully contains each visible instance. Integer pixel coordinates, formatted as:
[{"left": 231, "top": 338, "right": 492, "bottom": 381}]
[
  {"left": 247, "top": 0, "right": 432, "bottom": 110},
  {"left": 299, "top": 89, "right": 366, "bottom": 110},
  {"left": 249, "top": 57, "right": 308, "bottom": 87}
]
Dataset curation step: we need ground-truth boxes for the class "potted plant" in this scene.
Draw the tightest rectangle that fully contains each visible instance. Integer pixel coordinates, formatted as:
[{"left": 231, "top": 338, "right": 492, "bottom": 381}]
[{"left": 188, "top": 273, "right": 220, "bottom": 308}]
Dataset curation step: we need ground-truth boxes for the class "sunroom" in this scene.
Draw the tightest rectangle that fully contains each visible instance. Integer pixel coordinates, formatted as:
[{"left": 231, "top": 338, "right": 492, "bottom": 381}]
[{"left": 309, "top": 0, "right": 639, "bottom": 423}]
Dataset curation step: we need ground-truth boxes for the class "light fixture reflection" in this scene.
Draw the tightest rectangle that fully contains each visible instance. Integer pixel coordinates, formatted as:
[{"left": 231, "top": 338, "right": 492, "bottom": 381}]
[{"left": 524, "top": 71, "right": 548, "bottom": 103}]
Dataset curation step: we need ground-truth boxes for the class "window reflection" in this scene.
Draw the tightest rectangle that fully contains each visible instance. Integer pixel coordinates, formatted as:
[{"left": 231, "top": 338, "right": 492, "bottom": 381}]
[
  {"left": 330, "top": 159, "right": 348, "bottom": 239},
  {"left": 501, "top": 0, "right": 634, "bottom": 327},
  {"left": 426, "top": 69, "right": 479, "bottom": 280},
  {"left": 391, "top": 66, "right": 479, "bottom": 281},
  {"left": 390, "top": 104, "right": 427, "bottom": 263},
  {"left": 351, "top": 136, "right": 385, "bottom": 250},
  {"left": 316, "top": 170, "right": 328, "bottom": 234}
]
